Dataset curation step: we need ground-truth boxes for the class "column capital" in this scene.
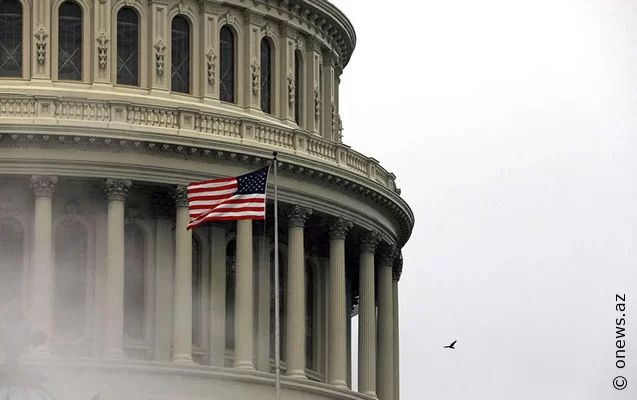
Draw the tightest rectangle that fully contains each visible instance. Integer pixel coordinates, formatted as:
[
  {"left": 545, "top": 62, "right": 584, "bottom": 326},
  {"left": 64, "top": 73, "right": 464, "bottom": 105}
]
[
  {"left": 286, "top": 205, "right": 312, "bottom": 228},
  {"left": 328, "top": 217, "right": 352, "bottom": 241},
  {"left": 359, "top": 230, "right": 381, "bottom": 254},
  {"left": 103, "top": 179, "right": 132, "bottom": 201},
  {"left": 392, "top": 257, "right": 403, "bottom": 281},
  {"left": 378, "top": 245, "right": 397, "bottom": 268},
  {"left": 173, "top": 185, "right": 189, "bottom": 208},
  {"left": 152, "top": 192, "right": 175, "bottom": 219},
  {"left": 30, "top": 175, "right": 58, "bottom": 197}
]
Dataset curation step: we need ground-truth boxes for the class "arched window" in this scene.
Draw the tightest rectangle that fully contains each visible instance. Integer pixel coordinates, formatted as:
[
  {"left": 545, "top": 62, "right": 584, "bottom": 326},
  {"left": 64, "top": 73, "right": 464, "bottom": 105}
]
[
  {"left": 192, "top": 237, "right": 202, "bottom": 346},
  {"left": 124, "top": 224, "right": 145, "bottom": 340},
  {"left": 116, "top": 7, "right": 139, "bottom": 86},
  {"left": 219, "top": 26, "right": 235, "bottom": 103},
  {"left": 0, "top": 218, "right": 23, "bottom": 307},
  {"left": 58, "top": 1, "right": 82, "bottom": 81},
  {"left": 260, "top": 38, "right": 272, "bottom": 114},
  {"left": 54, "top": 220, "right": 87, "bottom": 338},
  {"left": 225, "top": 240, "right": 236, "bottom": 351},
  {"left": 171, "top": 16, "right": 190, "bottom": 94},
  {"left": 0, "top": 0, "right": 22, "bottom": 77},
  {"left": 294, "top": 50, "right": 303, "bottom": 125},
  {"left": 305, "top": 263, "right": 313, "bottom": 369}
]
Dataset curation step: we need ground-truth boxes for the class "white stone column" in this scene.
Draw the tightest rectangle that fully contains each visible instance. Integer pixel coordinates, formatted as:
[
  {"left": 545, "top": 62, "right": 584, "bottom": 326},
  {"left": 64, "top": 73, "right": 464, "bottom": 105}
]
[
  {"left": 254, "top": 220, "right": 271, "bottom": 372},
  {"left": 393, "top": 258, "right": 402, "bottom": 400},
  {"left": 284, "top": 205, "right": 312, "bottom": 378},
  {"left": 234, "top": 220, "right": 254, "bottom": 369},
  {"left": 358, "top": 230, "right": 381, "bottom": 397},
  {"left": 209, "top": 223, "right": 227, "bottom": 367},
  {"left": 103, "top": 179, "right": 132, "bottom": 359},
  {"left": 172, "top": 186, "right": 194, "bottom": 363},
  {"left": 377, "top": 247, "right": 396, "bottom": 400},
  {"left": 327, "top": 217, "right": 352, "bottom": 388},
  {"left": 29, "top": 175, "right": 58, "bottom": 352}
]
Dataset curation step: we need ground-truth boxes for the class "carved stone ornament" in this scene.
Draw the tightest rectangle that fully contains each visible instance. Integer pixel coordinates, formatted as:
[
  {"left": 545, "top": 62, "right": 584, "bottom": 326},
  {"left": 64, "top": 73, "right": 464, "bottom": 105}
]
[
  {"left": 332, "top": 103, "right": 343, "bottom": 142},
  {"left": 286, "top": 205, "right": 312, "bottom": 228},
  {"left": 314, "top": 87, "right": 321, "bottom": 119},
  {"left": 327, "top": 217, "right": 352, "bottom": 241},
  {"left": 96, "top": 29, "right": 109, "bottom": 69},
  {"left": 378, "top": 245, "right": 397, "bottom": 268},
  {"left": 360, "top": 230, "right": 381, "bottom": 254},
  {"left": 392, "top": 257, "right": 403, "bottom": 281},
  {"left": 34, "top": 25, "right": 48, "bottom": 65},
  {"left": 295, "top": 35, "right": 304, "bottom": 51},
  {"left": 103, "top": 179, "right": 132, "bottom": 201},
  {"left": 171, "top": 0, "right": 190, "bottom": 14},
  {"left": 205, "top": 45, "right": 216, "bottom": 85},
  {"left": 173, "top": 185, "right": 189, "bottom": 208},
  {"left": 287, "top": 73, "right": 295, "bottom": 105},
  {"left": 261, "top": 23, "right": 274, "bottom": 38},
  {"left": 251, "top": 59, "right": 260, "bottom": 95},
  {"left": 154, "top": 38, "right": 166, "bottom": 76},
  {"left": 30, "top": 175, "right": 58, "bottom": 197}
]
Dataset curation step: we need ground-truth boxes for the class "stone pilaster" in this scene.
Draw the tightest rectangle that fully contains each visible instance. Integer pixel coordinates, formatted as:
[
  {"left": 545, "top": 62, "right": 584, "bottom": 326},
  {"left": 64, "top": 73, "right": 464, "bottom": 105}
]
[
  {"left": 243, "top": 10, "right": 263, "bottom": 111},
  {"left": 322, "top": 51, "right": 336, "bottom": 141},
  {"left": 93, "top": 0, "right": 112, "bottom": 83},
  {"left": 172, "top": 185, "right": 194, "bottom": 363},
  {"left": 358, "top": 230, "right": 381, "bottom": 397},
  {"left": 209, "top": 223, "right": 227, "bottom": 367},
  {"left": 327, "top": 216, "right": 352, "bottom": 388},
  {"left": 285, "top": 205, "right": 312, "bottom": 378},
  {"left": 280, "top": 23, "right": 297, "bottom": 124},
  {"left": 393, "top": 257, "right": 402, "bottom": 400},
  {"left": 234, "top": 219, "right": 254, "bottom": 369},
  {"left": 200, "top": 2, "right": 220, "bottom": 100},
  {"left": 306, "top": 39, "right": 322, "bottom": 135},
  {"left": 150, "top": 1, "right": 169, "bottom": 92},
  {"left": 103, "top": 179, "right": 132, "bottom": 359},
  {"left": 32, "top": 0, "right": 51, "bottom": 80},
  {"left": 377, "top": 246, "right": 396, "bottom": 400},
  {"left": 29, "top": 175, "right": 58, "bottom": 352}
]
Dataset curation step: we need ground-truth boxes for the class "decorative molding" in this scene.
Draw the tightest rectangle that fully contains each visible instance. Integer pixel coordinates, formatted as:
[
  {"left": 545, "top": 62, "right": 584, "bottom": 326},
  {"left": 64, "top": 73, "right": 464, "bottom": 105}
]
[
  {"left": 286, "top": 205, "right": 312, "bottom": 228},
  {"left": 173, "top": 185, "right": 189, "bottom": 208},
  {"left": 171, "top": 0, "right": 190, "bottom": 14},
  {"left": 331, "top": 103, "right": 343, "bottom": 142},
  {"left": 392, "top": 257, "right": 403, "bottom": 281},
  {"left": 378, "top": 245, "right": 397, "bottom": 268},
  {"left": 34, "top": 25, "right": 48, "bottom": 65},
  {"left": 287, "top": 73, "right": 295, "bottom": 106},
  {"left": 96, "top": 29, "right": 109, "bottom": 69},
  {"left": 154, "top": 38, "right": 166, "bottom": 76},
  {"left": 261, "top": 23, "right": 274, "bottom": 38},
  {"left": 251, "top": 58, "right": 260, "bottom": 95},
  {"left": 327, "top": 217, "right": 352, "bottom": 240},
  {"left": 360, "top": 230, "right": 381, "bottom": 254},
  {"left": 30, "top": 175, "right": 58, "bottom": 197},
  {"left": 103, "top": 179, "right": 132, "bottom": 201},
  {"left": 219, "top": 11, "right": 238, "bottom": 27},
  {"left": 205, "top": 46, "right": 216, "bottom": 85},
  {"left": 295, "top": 35, "right": 304, "bottom": 51},
  {"left": 314, "top": 87, "right": 321, "bottom": 119}
]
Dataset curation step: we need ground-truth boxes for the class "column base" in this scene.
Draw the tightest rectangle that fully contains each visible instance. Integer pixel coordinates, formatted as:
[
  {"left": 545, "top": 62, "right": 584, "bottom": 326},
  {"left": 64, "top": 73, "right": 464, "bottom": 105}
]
[
  {"left": 361, "top": 391, "right": 377, "bottom": 399},
  {"left": 330, "top": 379, "right": 348, "bottom": 389},
  {"left": 233, "top": 361, "right": 255, "bottom": 370},
  {"left": 286, "top": 369, "right": 307, "bottom": 380},
  {"left": 104, "top": 348, "right": 126, "bottom": 360},
  {"left": 171, "top": 354, "right": 195, "bottom": 364}
]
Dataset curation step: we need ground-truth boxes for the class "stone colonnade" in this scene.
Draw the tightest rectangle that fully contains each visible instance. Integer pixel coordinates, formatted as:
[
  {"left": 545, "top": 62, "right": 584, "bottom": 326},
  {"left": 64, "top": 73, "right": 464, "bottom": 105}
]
[{"left": 26, "top": 175, "right": 402, "bottom": 400}]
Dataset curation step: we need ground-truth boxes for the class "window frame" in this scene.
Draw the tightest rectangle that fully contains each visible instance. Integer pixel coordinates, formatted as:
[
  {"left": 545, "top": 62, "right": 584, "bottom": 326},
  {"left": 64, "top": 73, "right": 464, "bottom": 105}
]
[
  {"left": 115, "top": 6, "right": 140, "bottom": 87},
  {"left": 170, "top": 15, "right": 192, "bottom": 95}
]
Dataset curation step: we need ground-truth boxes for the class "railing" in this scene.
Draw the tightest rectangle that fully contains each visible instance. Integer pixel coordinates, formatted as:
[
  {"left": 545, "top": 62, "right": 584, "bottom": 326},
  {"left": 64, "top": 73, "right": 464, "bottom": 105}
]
[{"left": 0, "top": 95, "right": 399, "bottom": 194}]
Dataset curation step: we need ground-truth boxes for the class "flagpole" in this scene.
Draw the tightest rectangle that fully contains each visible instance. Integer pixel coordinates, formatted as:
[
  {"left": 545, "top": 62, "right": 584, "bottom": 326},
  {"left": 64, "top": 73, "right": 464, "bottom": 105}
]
[{"left": 272, "top": 151, "right": 281, "bottom": 400}]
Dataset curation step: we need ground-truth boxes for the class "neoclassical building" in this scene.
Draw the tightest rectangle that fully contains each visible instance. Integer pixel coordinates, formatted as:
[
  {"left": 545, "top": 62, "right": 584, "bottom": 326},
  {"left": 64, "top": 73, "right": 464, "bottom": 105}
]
[{"left": 0, "top": 1, "right": 413, "bottom": 400}]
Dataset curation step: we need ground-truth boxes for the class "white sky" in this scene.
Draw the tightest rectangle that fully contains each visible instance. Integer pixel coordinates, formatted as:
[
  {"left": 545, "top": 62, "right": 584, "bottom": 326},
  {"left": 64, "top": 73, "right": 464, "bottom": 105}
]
[{"left": 332, "top": 0, "right": 637, "bottom": 399}]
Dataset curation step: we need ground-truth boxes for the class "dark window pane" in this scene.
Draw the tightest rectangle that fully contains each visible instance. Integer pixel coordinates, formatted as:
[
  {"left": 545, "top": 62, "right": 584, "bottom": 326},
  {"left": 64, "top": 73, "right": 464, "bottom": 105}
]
[
  {"left": 171, "top": 16, "right": 190, "bottom": 94},
  {"left": 305, "top": 265, "right": 313, "bottom": 369},
  {"left": 219, "top": 26, "right": 235, "bottom": 103},
  {"left": 58, "top": 1, "right": 82, "bottom": 81},
  {"left": 117, "top": 7, "right": 139, "bottom": 86},
  {"left": 294, "top": 51, "right": 302, "bottom": 125},
  {"left": 54, "top": 220, "right": 87, "bottom": 339},
  {"left": 260, "top": 38, "right": 272, "bottom": 114},
  {"left": 0, "top": 0, "right": 22, "bottom": 77},
  {"left": 124, "top": 224, "right": 145, "bottom": 340}
]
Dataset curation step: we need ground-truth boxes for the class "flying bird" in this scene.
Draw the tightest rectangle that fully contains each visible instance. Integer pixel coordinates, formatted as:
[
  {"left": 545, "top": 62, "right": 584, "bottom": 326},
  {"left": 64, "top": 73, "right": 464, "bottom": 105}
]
[{"left": 444, "top": 340, "right": 457, "bottom": 349}]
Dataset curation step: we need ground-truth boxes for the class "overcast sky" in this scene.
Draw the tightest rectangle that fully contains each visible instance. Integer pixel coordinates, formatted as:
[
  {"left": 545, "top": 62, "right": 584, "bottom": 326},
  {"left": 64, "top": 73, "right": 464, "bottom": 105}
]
[{"left": 332, "top": 0, "right": 637, "bottom": 398}]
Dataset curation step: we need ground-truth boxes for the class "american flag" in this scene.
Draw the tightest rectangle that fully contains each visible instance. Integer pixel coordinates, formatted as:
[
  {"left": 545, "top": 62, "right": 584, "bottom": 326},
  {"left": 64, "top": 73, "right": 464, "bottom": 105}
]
[{"left": 186, "top": 166, "right": 270, "bottom": 230}]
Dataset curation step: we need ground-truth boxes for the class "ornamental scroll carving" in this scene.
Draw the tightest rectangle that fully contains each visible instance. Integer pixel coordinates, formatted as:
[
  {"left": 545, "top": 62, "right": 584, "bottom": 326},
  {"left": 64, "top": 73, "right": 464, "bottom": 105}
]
[
  {"left": 360, "top": 230, "right": 381, "bottom": 254},
  {"left": 205, "top": 46, "right": 216, "bottom": 85},
  {"left": 171, "top": 0, "right": 190, "bottom": 14},
  {"left": 30, "top": 175, "right": 58, "bottom": 197},
  {"left": 251, "top": 59, "right": 260, "bottom": 95},
  {"left": 393, "top": 257, "right": 403, "bottom": 281},
  {"left": 286, "top": 205, "right": 312, "bottom": 228},
  {"left": 314, "top": 87, "right": 321, "bottom": 119},
  {"left": 327, "top": 217, "right": 352, "bottom": 241},
  {"left": 331, "top": 103, "right": 343, "bottom": 142},
  {"left": 34, "top": 25, "right": 48, "bottom": 65},
  {"left": 287, "top": 73, "right": 295, "bottom": 106},
  {"left": 103, "top": 179, "right": 132, "bottom": 201},
  {"left": 378, "top": 245, "right": 397, "bottom": 268},
  {"left": 154, "top": 39, "right": 166, "bottom": 76},
  {"left": 173, "top": 185, "right": 189, "bottom": 208},
  {"left": 96, "top": 29, "right": 109, "bottom": 69}
]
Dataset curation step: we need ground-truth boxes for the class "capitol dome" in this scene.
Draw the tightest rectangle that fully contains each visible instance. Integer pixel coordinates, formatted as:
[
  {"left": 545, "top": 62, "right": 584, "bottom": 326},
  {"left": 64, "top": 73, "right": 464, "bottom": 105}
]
[{"left": 0, "top": 1, "right": 414, "bottom": 400}]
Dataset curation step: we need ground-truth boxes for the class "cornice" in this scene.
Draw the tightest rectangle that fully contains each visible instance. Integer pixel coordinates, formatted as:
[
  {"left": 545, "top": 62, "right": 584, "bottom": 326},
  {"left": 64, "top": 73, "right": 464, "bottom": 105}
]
[{"left": 0, "top": 132, "right": 411, "bottom": 247}]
